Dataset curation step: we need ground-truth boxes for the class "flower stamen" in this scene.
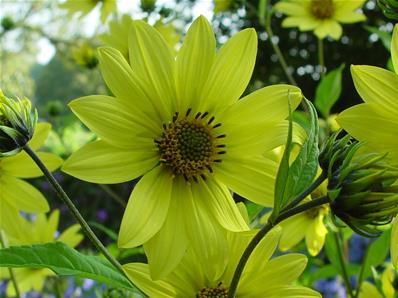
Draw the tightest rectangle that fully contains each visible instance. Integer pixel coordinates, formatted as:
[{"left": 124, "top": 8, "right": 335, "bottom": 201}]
[{"left": 310, "top": 0, "right": 334, "bottom": 19}]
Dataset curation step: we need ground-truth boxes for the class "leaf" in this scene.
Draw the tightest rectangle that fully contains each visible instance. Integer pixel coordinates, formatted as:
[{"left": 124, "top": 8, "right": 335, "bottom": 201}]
[
  {"left": 314, "top": 64, "right": 345, "bottom": 118},
  {"left": 308, "top": 264, "right": 360, "bottom": 284},
  {"left": 364, "top": 25, "right": 392, "bottom": 50},
  {"left": 0, "top": 242, "right": 134, "bottom": 290},
  {"left": 324, "top": 233, "right": 344, "bottom": 275},
  {"left": 258, "top": 0, "right": 267, "bottom": 26},
  {"left": 282, "top": 98, "right": 320, "bottom": 208},
  {"left": 360, "top": 230, "right": 390, "bottom": 282},
  {"left": 272, "top": 93, "right": 294, "bottom": 218}
]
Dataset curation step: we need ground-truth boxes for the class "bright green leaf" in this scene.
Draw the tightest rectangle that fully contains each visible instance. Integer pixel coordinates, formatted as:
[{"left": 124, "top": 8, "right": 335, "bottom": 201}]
[
  {"left": 0, "top": 242, "right": 134, "bottom": 290},
  {"left": 314, "top": 64, "right": 345, "bottom": 118}
]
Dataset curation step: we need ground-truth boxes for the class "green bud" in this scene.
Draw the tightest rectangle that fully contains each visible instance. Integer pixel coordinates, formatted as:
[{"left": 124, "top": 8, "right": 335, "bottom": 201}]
[
  {"left": 1, "top": 16, "right": 15, "bottom": 31},
  {"left": 0, "top": 90, "right": 37, "bottom": 156},
  {"left": 140, "top": 0, "right": 156, "bottom": 12},
  {"left": 320, "top": 131, "right": 398, "bottom": 237},
  {"left": 377, "top": 0, "right": 398, "bottom": 20}
]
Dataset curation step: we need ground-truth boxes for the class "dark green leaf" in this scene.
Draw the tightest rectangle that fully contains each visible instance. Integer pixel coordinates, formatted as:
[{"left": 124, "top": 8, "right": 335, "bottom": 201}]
[
  {"left": 0, "top": 242, "right": 134, "bottom": 290},
  {"left": 314, "top": 64, "right": 345, "bottom": 118}
]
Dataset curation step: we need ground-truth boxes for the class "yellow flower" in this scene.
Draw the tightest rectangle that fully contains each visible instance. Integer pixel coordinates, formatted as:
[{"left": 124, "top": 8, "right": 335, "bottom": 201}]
[
  {"left": 392, "top": 217, "right": 398, "bottom": 268},
  {"left": 337, "top": 25, "right": 398, "bottom": 162},
  {"left": 0, "top": 210, "right": 83, "bottom": 296},
  {"left": 275, "top": 0, "right": 366, "bottom": 40},
  {"left": 60, "top": 0, "right": 116, "bottom": 24},
  {"left": 62, "top": 16, "right": 302, "bottom": 279},
  {"left": 99, "top": 15, "right": 180, "bottom": 60},
  {"left": 0, "top": 122, "right": 62, "bottom": 231},
  {"left": 123, "top": 227, "right": 321, "bottom": 298},
  {"left": 359, "top": 265, "right": 398, "bottom": 298}
]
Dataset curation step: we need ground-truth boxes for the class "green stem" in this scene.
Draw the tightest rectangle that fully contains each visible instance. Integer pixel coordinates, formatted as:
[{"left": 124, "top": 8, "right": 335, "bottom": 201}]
[
  {"left": 0, "top": 232, "right": 21, "bottom": 298},
  {"left": 354, "top": 245, "right": 370, "bottom": 298},
  {"left": 227, "top": 196, "right": 330, "bottom": 297},
  {"left": 23, "top": 145, "right": 144, "bottom": 296},
  {"left": 54, "top": 277, "right": 64, "bottom": 298},
  {"left": 264, "top": 4, "right": 297, "bottom": 86},
  {"left": 333, "top": 231, "right": 354, "bottom": 298},
  {"left": 284, "top": 171, "right": 327, "bottom": 210},
  {"left": 98, "top": 184, "right": 126, "bottom": 208},
  {"left": 318, "top": 38, "right": 325, "bottom": 79}
]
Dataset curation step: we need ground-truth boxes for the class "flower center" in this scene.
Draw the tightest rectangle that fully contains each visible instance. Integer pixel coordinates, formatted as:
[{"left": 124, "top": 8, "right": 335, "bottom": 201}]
[
  {"left": 197, "top": 283, "right": 229, "bottom": 298},
  {"left": 310, "top": 0, "right": 334, "bottom": 19},
  {"left": 156, "top": 109, "right": 226, "bottom": 182}
]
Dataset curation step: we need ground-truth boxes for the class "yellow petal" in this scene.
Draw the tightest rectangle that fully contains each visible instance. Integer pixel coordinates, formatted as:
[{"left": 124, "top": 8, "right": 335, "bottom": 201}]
[
  {"left": 123, "top": 263, "right": 176, "bottom": 297},
  {"left": 176, "top": 16, "right": 215, "bottom": 112},
  {"left": 282, "top": 17, "right": 320, "bottom": 31},
  {"left": 250, "top": 285, "right": 321, "bottom": 298},
  {"left": 129, "top": 20, "right": 176, "bottom": 115},
  {"left": 358, "top": 282, "right": 384, "bottom": 298},
  {"left": 193, "top": 178, "right": 248, "bottom": 232},
  {"left": 118, "top": 166, "right": 173, "bottom": 248},
  {"left": 0, "top": 175, "right": 49, "bottom": 213},
  {"left": 305, "top": 215, "right": 327, "bottom": 256},
  {"left": 43, "top": 210, "right": 60, "bottom": 243},
  {"left": 279, "top": 214, "right": 310, "bottom": 251},
  {"left": 2, "top": 151, "right": 62, "bottom": 179},
  {"left": 62, "top": 140, "right": 158, "bottom": 184},
  {"left": 392, "top": 217, "right": 398, "bottom": 268},
  {"left": 314, "top": 20, "right": 342, "bottom": 40},
  {"left": 391, "top": 25, "right": 398, "bottom": 74},
  {"left": 214, "top": 156, "right": 278, "bottom": 207},
  {"left": 334, "top": 11, "right": 366, "bottom": 23},
  {"left": 274, "top": 2, "right": 308, "bottom": 16},
  {"left": 28, "top": 122, "right": 51, "bottom": 150},
  {"left": 350, "top": 65, "right": 398, "bottom": 112},
  {"left": 69, "top": 95, "right": 158, "bottom": 149},
  {"left": 58, "top": 225, "right": 83, "bottom": 248},
  {"left": 199, "top": 28, "right": 257, "bottom": 113},
  {"left": 144, "top": 178, "right": 188, "bottom": 280},
  {"left": 97, "top": 47, "right": 164, "bottom": 119}
]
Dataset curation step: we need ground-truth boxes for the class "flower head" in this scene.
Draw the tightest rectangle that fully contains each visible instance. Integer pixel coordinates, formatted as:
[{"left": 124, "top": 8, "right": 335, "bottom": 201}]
[
  {"left": 337, "top": 24, "right": 398, "bottom": 162},
  {"left": 0, "top": 90, "right": 37, "bottom": 156},
  {"left": 275, "top": 0, "right": 366, "bottom": 40},
  {"left": 320, "top": 132, "right": 398, "bottom": 237},
  {"left": 123, "top": 226, "right": 320, "bottom": 298},
  {"left": 0, "top": 210, "right": 83, "bottom": 296},
  {"left": 63, "top": 16, "right": 302, "bottom": 279}
]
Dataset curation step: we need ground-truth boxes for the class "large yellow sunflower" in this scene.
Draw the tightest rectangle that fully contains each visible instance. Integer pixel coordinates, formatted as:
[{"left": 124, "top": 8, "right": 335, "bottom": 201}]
[
  {"left": 275, "top": 0, "right": 366, "bottom": 40},
  {"left": 123, "top": 226, "right": 321, "bottom": 298},
  {"left": 62, "top": 16, "right": 302, "bottom": 279},
  {"left": 0, "top": 210, "right": 83, "bottom": 296},
  {"left": 0, "top": 122, "right": 62, "bottom": 230},
  {"left": 60, "top": 0, "right": 116, "bottom": 24},
  {"left": 337, "top": 25, "right": 398, "bottom": 162}
]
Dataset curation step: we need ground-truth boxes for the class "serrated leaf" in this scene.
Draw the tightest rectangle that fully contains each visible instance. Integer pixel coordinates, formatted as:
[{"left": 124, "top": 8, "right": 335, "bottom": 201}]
[
  {"left": 282, "top": 99, "right": 320, "bottom": 208},
  {"left": 0, "top": 242, "right": 134, "bottom": 290},
  {"left": 314, "top": 64, "right": 345, "bottom": 118}
]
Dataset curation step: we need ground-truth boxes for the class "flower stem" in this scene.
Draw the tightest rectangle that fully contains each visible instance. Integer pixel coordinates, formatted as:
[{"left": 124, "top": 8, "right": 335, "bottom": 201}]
[
  {"left": 264, "top": 3, "right": 297, "bottom": 86},
  {"left": 318, "top": 38, "right": 325, "bottom": 79},
  {"left": 0, "top": 231, "right": 21, "bottom": 298},
  {"left": 227, "top": 196, "right": 330, "bottom": 297},
  {"left": 354, "top": 244, "right": 370, "bottom": 298},
  {"left": 333, "top": 231, "right": 354, "bottom": 298},
  {"left": 23, "top": 145, "right": 144, "bottom": 295}
]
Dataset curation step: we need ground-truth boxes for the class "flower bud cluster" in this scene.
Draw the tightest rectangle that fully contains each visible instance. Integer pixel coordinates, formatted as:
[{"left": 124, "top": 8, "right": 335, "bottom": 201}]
[{"left": 320, "top": 132, "right": 398, "bottom": 237}]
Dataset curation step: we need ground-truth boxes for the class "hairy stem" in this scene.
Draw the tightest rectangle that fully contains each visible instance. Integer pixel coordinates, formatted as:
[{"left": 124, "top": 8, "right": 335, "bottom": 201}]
[
  {"left": 23, "top": 145, "right": 144, "bottom": 296},
  {"left": 0, "top": 232, "right": 21, "bottom": 298},
  {"left": 228, "top": 196, "right": 330, "bottom": 297}
]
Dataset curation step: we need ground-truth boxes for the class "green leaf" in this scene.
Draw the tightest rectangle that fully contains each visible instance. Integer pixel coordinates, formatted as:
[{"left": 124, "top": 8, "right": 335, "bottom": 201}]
[
  {"left": 308, "top": 264, "right": 360, "bottom": 284},
  {"left": 282, "top": 99, "right": 320, "bottom": 207},
  {"left": 272, "top": 94, "right": 294, "bottom": 218},
  {"left": 360, "top": 230, "right": 390, "bottom": 281},
  {"left": 258, "top": 0, "right": 267, "bottom": 26},
  {"left": 364, "top": 25, "right": 392, "bottom": 50},
  {"left": 0, "top": 242, "right": 134, "bottom": 290},
  {"left": 324, "top": 233, "right": 344, "bottom": 275},
  {"left": 314, "top": 64, "right": 345, "bottom": 118}
]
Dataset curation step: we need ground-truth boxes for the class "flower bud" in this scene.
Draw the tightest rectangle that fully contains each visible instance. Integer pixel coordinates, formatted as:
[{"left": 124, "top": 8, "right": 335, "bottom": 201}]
[
  {"left": 320, "top": 131, "right": 398, "bottom": 237},
  {"left": 0, "top": 90, "right": 37, "bottom": 156},
  {"left": 377, "top": 0, "right": 398, "bottom": 20}
]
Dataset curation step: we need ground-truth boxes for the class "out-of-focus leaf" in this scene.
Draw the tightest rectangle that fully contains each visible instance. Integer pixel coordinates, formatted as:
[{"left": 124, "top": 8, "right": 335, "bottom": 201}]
[
  {"left": 308, "top": 264, "right": 360, "bottom": 284},
  {"left": 0, "top": 242, "right": 134, "bottom": 290},
  {"left": 314, "top": 64, "right": 345, "bottom": 118},
  {"left": 364, "top": 25, "right": 392, "bottom": 50}
]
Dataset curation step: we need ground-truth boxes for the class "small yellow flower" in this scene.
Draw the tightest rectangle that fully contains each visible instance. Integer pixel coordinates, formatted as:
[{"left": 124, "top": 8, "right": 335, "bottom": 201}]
[
  {"left": 0, "top": 122, "right": 62, "bottom": 230},
  {"left": 60, "top": 0, "right": 116, "bottom": 24},
  {"left": 0, "top": 210, "right": 83, "bottom": 296},
  {"left": 359, "top": 265, "right": 398, "bottom": 298},
  {"left": 63, "top": 16, "right": 302, "bottom": 279},
  {"left": 123, "top": 227, "right": 321, "bottom": 298},
  {"left": 275, "top": 0, "right": 366, "bottom": 40},
  {"left": 337, "top": 24, "right": 398, "bottom": 162}
]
